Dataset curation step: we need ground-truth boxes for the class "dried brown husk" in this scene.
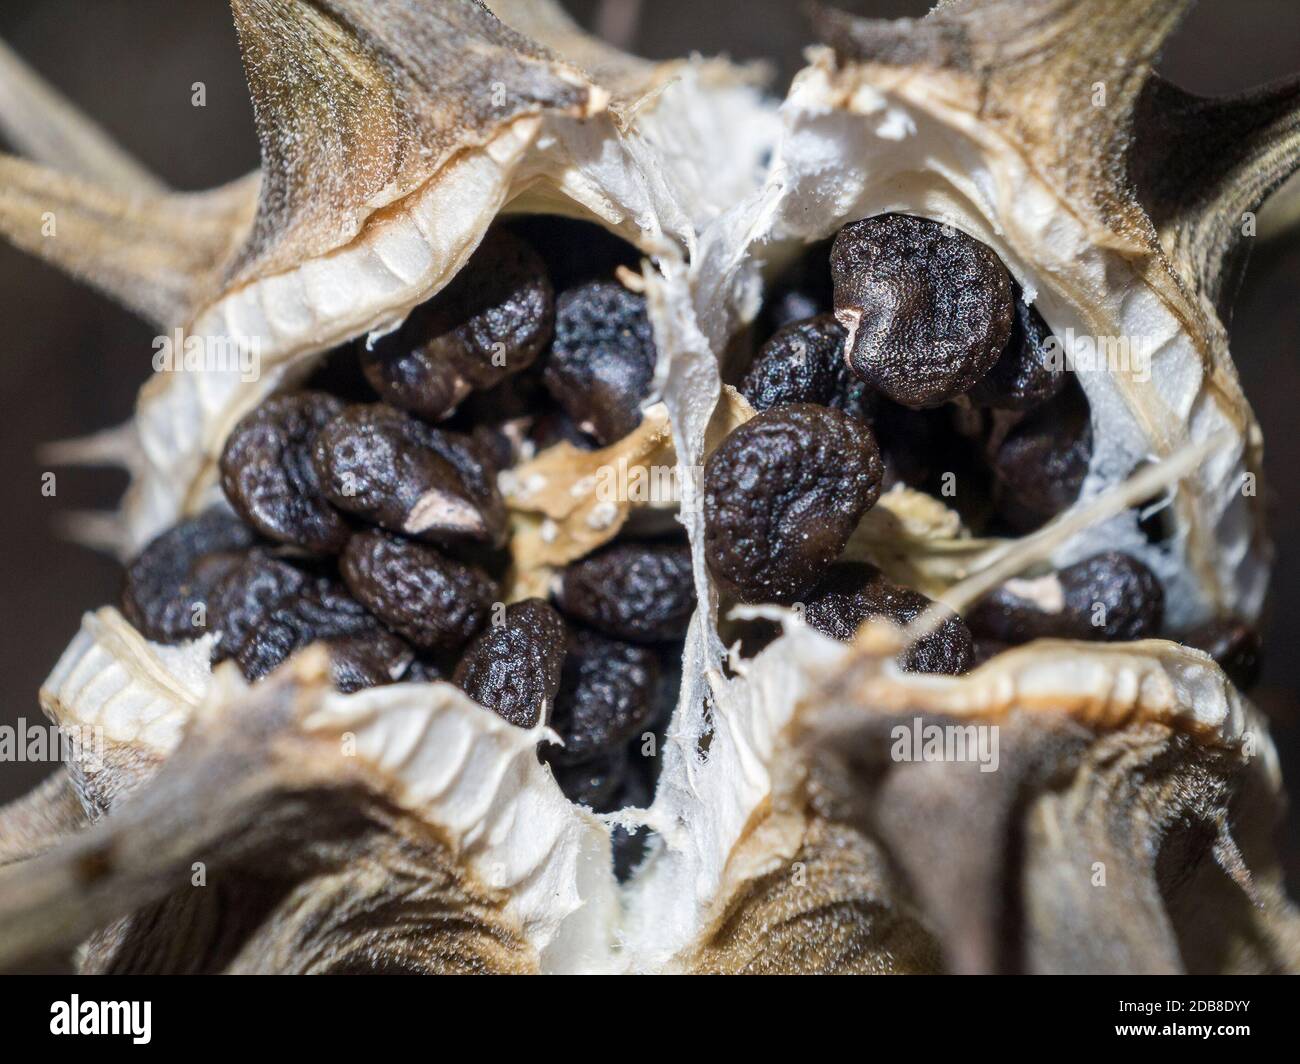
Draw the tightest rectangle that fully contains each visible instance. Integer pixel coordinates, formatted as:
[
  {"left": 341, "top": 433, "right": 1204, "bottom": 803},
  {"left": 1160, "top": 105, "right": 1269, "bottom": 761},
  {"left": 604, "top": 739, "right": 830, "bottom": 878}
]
[{"left": 0, "top": 0, "right": 1297, "bottom": 974}]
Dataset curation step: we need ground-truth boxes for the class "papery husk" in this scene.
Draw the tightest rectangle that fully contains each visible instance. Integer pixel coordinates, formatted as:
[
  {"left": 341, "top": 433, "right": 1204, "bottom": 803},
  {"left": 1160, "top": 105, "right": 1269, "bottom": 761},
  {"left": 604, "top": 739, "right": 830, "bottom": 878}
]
[{"left": 0, "top": 0, "right": 1298, "bottom": 975}]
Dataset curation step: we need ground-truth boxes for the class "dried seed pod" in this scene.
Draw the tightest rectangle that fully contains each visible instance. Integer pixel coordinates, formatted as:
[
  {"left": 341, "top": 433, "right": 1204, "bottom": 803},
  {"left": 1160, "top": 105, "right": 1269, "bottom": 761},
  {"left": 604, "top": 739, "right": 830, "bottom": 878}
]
[
  {"left": 555, "top": 541, "right": 694, "bottom": 643},
  {"left": 453, "top": 599, "right": 567, "bottom": 728},
  {"left": 543, "top": 281, "right": 656, "bottom": 445},
  {"left": 219, "top": 391, "right": 350, "bottom": 553},
  {"left": 7, "top": 0, "right": 1300, "bottom": 979},
  {"left": 546, "top": 626, "right": 661, "bottom": 765},
  {"left": 1179, "top": 617, "right": 1262, "bottom": 692},
  {"left": 704, "top": 404, "right": 884, "bottom": 603},
  {"left": 968, "top": 287, "right": 1065, "bottom": 411},
  {"left": 966, "top": 551, "right": 1165, "bottom": 645},
  {"left": 340, "top": 530, "right": 497, "bottom": 652},
  {"left": 313, "top": 403, "right": 506, "bottom": 548},
  {"left": 739, "top": 314, "right": 875, "bottom": 423},
  {"left": 360, "top": 228, "right": 554, "bottom": 420},
  {"left": 802, "top": 562, "right": 974, "bottom": 675},
  {"left": 121, "top": 507, "right": 257, "bottom": 643},
  {"left": 831, "top": 214, "right": 1014, "bottom": 408},
  {"left": 990, "top": 377, "right": 1093, "bottom": 532}
]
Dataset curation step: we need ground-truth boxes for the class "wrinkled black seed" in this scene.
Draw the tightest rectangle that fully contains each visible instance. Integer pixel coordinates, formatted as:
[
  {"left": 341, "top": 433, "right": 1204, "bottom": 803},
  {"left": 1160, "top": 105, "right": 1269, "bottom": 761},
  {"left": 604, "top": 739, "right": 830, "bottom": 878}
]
[
  {"left": 801, "top": 562, "right": 974, "bottom": 675},
  {"left": 207, "top": 549, "right": 309, "bottom": 662},
  {"left": 991, "top": 376, "right": 1093, "bottom": 532},
  {"left": 965, "top": 551, "right": 1165, "bottom": 645},
  {"left": 340, "top": 530, "right": 497, "bottom": 652},
  {"left": 704, "top": 404, "right": 884, "bottom": 603},
  {"left": 325, "top": 629, "right": 414, "bottom": 694},
  {"left": 556, "top": 541, "right": 694, "bottom": 643},
  {"left": 546, "top": 626, "right": 661, "bottom": 765},
  {"left": 121, "top": 508, "right": 257, "bottom": 643},
  {"left": 219, "top": 391, "right": 351, "bottom": 553},
  {"left": 360, "top": 229, "right": 553, "bottom": 420},
  {"left": 543, "top": 281, "right": 656, "bottom": 445},
  {"left": 210, "top": 555, "right": 395, "bottom": 685},
  {"left": 739, "top": 314, "right": 875, "bottom": 424},
  {"left": 453, "top": 599, "right": 567, "bottom": 728},
  {"left": 549, "top": 749, "right": 628, "bottom": 811},
  {"left": 1179, "top": 618, "right": 1261, "bottom": 692},
  {"left": 968, "top": 286, "right": 1065, "bottom": 411},
  {"left": 313, "top": 403, "right": 506, "bottom": 548},
  {"left": 831, "top": 214, "right": 1014, "bottom": 408}
]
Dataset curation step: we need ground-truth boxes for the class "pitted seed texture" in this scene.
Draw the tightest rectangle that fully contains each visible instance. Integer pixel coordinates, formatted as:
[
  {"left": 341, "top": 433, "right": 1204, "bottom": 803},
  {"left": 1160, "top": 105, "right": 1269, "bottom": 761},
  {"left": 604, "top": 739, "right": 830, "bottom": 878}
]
[
  {"left": 966, "top": 551, "right": 1165, "bottom": 644},
  {"left": 991, "top": 378, "right": 1093, "bottom": 531},
  {"left": 831, "top": 214, "right": 1014, "bottom": 408},
  {"left": 969, "top": 287, "right": 1065, "bottom": 411},
  {"left": 228, "top": 573, "right": 401, "bottom": 684},
  {"left": 453, "top": 599, "right": 567, "bottom": 728},
  {"left": 121, "top": 507, "right": 257, "bottom": 643},
  {"left": 802, "top": 563, "right": 974, "bottom": 675},
  {"left": 739, "top": 314, "right": 875, "bottom": 423},
  {"left": 341, "top": 530, "right": 497, "bottom": 652},
  {"left": 219, "top": 391, "right": 350, "bottom": 553},
  {"left": 313, "top": 403, "right": 506, "bottom": 548},
  {"left": 546, "top": 626, "right": 661, "bottom": 765},
  {"left": 704, "top": 404, "right": 884, "bottom": 603},
  {"left": 207, "top": 549, "right": 309, "bottom": 663},
  {"left": 1180, "top": 618, "right": 1261, "bottom": 691},
  {"left": 543, "top": 281, "right": 656, "bottom": 445},
  {"left": 359, "top": 229, "right": 553, "bottom": 420},
  {"left": 555, "top": 541, "right": 694, "bottom": 643}
]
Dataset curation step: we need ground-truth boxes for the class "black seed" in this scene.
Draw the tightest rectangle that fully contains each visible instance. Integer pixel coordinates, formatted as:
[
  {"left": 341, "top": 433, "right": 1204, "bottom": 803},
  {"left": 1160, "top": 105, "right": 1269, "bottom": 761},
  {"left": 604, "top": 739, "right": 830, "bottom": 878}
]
[
  {"left": 546, "top": 626, "right": 661, "bottom": 765},
  {"left": 121, "top": 508, "right": 257, "bottom": 643},
  {"left": 1179, "top": 618, "right": 1262, "bottom": 692},
  {"left": 543, "top": 281, "right": 656, "bottom": 445},
  {"left": 219, "top": 391, "right": 351, "bottom": 554},
  {"left": 325, "top": 629, "right": 415, "bottom": 694},
  {"left": 556, "top": 541, "right": 694, "bottom": 643},
  {"left": 704, "top": 404, "right": 884, "bottom": 603},
  {"left": 801, "top": 562, "right": 974, "bottom": 675},
  {"left": 359, "top": 229, "right": 553, "bottom": 420},
  {"left": 965, "top": 551, "right": 1164, "bottom": 644},
  {"left": 990, "top": 376, "right": 1093, "bottom": 532},
  {"left": 739, "top": 314, "right": 875, "bottom": 424},
  {"left": 549, "top": 749, "right": 628, "bottom": 811},
  {"left": 209, "top": 554, "right": 399, "bottom": 688},
  {"left": 313, "top": 403, "right": 506, "bottom": 548},
  {"left": 453, "top": 599, "right": 567, "bottom": 728},
  {"left": 207, "top": 549, "right": 310, "bottom": 663},
  {"left": 340, "top": 530, "right": 497, "bottom": 652},
  {"left": 968, "top": 286, "right": 1065, "bottom": 411},
  {"left": 831, "top": 214, "right": 1014, "bottom": 408}
]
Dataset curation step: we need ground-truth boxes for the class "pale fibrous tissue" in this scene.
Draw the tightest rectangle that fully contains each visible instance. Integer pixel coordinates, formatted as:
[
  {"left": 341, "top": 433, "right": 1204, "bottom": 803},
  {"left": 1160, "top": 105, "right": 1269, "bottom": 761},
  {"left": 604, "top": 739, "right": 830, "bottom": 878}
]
[{"left": 0, "top": 0, "right": 1298, "bottom": 974}]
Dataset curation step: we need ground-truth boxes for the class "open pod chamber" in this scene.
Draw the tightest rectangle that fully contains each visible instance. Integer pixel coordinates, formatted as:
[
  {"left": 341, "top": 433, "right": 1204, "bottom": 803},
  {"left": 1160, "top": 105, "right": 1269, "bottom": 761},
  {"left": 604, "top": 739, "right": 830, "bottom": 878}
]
[{"left": 0, "top": 0, "right": 1298, "bottom": 973}]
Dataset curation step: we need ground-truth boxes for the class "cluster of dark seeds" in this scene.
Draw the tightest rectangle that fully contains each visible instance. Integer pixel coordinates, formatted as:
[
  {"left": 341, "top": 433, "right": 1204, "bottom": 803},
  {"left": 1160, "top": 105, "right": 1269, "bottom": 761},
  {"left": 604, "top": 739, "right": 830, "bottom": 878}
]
[
  {"left": 121, "top": 219, "right": 677, "bottom": 874},
  {"left": 120, "top": 211, "right": 1263, "bottom": 863},
  {"left": 712, "top": 212, "right": 1260, "bottom": 687}
]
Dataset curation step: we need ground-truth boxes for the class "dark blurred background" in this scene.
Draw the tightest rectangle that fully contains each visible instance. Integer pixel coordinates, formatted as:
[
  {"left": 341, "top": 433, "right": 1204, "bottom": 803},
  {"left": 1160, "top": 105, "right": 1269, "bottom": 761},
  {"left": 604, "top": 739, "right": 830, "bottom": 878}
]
[{"left": 0, "top": 1, "right": 1297, "bottom": 889}]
